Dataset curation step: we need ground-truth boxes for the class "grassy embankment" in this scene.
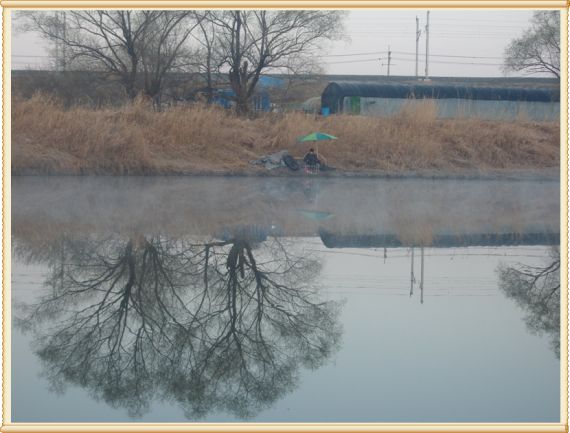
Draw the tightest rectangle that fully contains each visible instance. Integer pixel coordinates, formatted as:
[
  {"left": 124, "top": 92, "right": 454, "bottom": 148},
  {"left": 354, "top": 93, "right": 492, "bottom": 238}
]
[{"left": 12, "top": 94, "right": 560, "bottom": 175}]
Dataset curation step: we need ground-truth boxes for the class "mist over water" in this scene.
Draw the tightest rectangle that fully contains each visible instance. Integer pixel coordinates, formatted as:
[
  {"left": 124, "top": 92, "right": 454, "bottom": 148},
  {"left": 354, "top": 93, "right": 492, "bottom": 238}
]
[
  {"left": 12, "top": 176, "right": 559, "bottom": 237},
  {"left": 11, "top": 176, "right": 560, "bottom": 422}
]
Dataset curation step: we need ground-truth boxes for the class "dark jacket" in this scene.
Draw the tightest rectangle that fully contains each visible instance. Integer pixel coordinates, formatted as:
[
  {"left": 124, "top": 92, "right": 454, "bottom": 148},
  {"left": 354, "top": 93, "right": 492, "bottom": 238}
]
[{"left": 303, "top": 152, "right": 320, "bottom": 166}]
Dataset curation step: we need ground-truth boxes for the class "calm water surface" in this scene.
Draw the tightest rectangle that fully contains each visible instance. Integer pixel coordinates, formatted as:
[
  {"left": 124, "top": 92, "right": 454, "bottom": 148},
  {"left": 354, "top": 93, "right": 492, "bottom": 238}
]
[{"left": 11, "top": 176, "right": 560, "bottom": 423}]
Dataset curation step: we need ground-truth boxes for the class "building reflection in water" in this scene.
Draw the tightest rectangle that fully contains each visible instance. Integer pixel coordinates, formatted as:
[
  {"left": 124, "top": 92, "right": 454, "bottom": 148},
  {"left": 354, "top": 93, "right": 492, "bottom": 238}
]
[{"left": 319, "top": 228, "right": 559, "bottom": 307}]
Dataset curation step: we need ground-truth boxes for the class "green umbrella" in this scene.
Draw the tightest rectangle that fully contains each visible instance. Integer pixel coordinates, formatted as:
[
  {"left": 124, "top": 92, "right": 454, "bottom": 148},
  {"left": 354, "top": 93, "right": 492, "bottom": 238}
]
[{"left": 297, "top": 132, "right": 337, "bottom": 156}]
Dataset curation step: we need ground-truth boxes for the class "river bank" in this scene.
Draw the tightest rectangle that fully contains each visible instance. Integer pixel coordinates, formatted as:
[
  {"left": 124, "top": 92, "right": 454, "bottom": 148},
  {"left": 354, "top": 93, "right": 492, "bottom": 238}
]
[
  {"left": 12, "top": 94, "right": 560, "bottom": 177},
  {"left": 11, "top": 167, "right": 561, "bottom": 182}
]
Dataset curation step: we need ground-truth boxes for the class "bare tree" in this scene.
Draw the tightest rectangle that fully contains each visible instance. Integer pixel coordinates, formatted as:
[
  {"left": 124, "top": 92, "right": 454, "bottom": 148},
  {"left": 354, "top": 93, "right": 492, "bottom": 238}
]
[
  {"left": 497, "top": 247, "right": 560, "bottom": 358},
  {"left": 138, "top": 11, "right": 202, "bottom": 106},
  {"left": 503, "top": 11, "right": 560, "bottom": 78},
  {"left": 21, "top": 11, "right": 152, "bottom": 99},
  {"left": 16, "top": 232, "right": 342, "bottom": 419},
  {"left": 207, "top": 10, "right": 345, "bottom": 114},
  {"left": 16, "top": 234, "right": 198, "bottom": 416},
  {"left": 191, "top": 16, "right": 225, "bottom": 103},
  {"left": 20, "top": 11, "right": 200, "bottom": 101}
]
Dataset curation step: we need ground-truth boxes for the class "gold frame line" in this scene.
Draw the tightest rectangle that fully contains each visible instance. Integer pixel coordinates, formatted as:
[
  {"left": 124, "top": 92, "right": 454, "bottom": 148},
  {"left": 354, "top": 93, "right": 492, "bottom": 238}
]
[
  {"left": 1, "top": 2, "right": 568, "bottom": 433},
  {"left": 0, "top": 424, "right": 568, "bottom": 432},
  {"left": 560, "top": 7, "right": 569, "bottom": 430},
  {"left": 0, "top": 1, "right": 567, "bottom": 8},
  {"left": 2, "top": 5, "right": 11, "bottom": 431}
]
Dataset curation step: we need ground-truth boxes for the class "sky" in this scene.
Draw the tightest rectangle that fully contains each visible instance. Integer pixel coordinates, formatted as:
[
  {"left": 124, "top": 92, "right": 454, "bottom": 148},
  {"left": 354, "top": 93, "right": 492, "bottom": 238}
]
[
  {"left": 320, "top": 9, "right": 536, "bottom": 77},
  {"left": 10, "top": 9, "right": 543, "bottom": 78}
]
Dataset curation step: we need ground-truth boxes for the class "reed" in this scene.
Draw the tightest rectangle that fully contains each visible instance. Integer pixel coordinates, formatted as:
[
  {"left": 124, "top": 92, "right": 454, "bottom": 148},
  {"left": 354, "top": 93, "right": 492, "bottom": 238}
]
[{"left": 12, "top": 93, "right": 560, "bottom": 175}]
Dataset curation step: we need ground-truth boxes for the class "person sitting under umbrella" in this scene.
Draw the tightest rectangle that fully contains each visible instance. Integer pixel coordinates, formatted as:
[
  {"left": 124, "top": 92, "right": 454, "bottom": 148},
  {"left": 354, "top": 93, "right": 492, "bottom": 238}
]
[{"left": 303, "top": 148, "right": 322, "bottom": 173}]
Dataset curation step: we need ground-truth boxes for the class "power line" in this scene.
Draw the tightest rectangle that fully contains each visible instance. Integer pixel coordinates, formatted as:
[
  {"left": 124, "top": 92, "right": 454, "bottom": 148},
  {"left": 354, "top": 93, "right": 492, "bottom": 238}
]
[
  {"left": 322, "top": 51, "right": 391, "bottom": 58},
  {"left": 393, "top": 57, "right": 503, "bottom": 66},
  {"left": 325, "top": 56, "right": 503, "bottom": 66},
  {"left": 345, "top": 29, "right": 524, "bottom": 35},
  {"left": 15, "top": 53, "right": 504, "bottom": 67},
  {"left": 351, "top": 21, "right": 528, "bottom": 27},
  {"left": 393, "top": 51, "right": 503, "bottom": 60},
  {"left": 322, "top": 51, "right": 503, "bottom": 60},
  {"left": 12, "top": 54, "right": 51, "bottom": 58},
  {"left": 16, "top": 50, "right": 504, "bottom": 60},
  {"left": 324, "top": 58, "right": 381, "bottom": 65}
]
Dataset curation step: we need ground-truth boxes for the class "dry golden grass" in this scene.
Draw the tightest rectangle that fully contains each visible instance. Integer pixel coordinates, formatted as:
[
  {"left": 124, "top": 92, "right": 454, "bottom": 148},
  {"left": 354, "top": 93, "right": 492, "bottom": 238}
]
[{"left": 12, "top": 93, "right": 560, "bottom": 175}]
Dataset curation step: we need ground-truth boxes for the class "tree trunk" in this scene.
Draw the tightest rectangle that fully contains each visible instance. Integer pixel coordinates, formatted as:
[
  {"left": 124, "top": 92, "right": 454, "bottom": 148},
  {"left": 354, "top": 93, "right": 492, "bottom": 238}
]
[
  {"left": 125, "top": 81, "right": 138, "bottom": 101},
  {"left": 144, "top": 80, "right": 162, "bottom": 111},
  {"left": 230, "top": 61, "right": 250, "bottom": 115},
  {"left": 205, "top": 48, "right": 214, "bottom": 103},
  {"left": 235, "top": 92, "right": 249, "bottom": 114}
]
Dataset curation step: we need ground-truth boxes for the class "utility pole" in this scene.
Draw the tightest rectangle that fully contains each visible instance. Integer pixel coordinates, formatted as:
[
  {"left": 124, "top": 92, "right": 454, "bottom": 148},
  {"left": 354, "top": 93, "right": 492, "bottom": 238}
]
[
  {"left": 54, "top": 12, "right": 60, "bottom": 70},
  {"left": 387, "top": 46, "right": 391, "bottom": 77},
  {"left": 415, "top": 16, "right": 422, "bottom": 78},
  {"left": 410, "top": 247, "right": 415, "bottom": 297},
  {"left": 62, "top": 11, "right": 67, "bottom": 71},
  {"left": 424, "top": 10, "right": 430, "bottom": 80},
  {"left": 420, "top": 246, "right": 425, "bottom": 304},
  {"left": 54, "top": 11, "right": 67, "bottom": 71}
]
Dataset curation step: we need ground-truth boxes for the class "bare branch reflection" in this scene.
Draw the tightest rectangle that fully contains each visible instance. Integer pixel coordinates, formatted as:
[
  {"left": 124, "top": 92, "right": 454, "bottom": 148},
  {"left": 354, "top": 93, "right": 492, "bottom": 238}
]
[
  {"left": 497, "top": 248, "right": 560, "bottom": 358},
  {"left": 15, "top": 232, "right": 342, "bottom": 419}
]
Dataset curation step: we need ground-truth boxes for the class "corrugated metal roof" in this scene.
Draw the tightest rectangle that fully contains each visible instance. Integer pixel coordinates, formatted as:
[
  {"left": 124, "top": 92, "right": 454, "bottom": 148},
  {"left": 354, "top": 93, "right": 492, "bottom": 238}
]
[{"left": 322, "top": 81, "right": 560, "bottom": 103}]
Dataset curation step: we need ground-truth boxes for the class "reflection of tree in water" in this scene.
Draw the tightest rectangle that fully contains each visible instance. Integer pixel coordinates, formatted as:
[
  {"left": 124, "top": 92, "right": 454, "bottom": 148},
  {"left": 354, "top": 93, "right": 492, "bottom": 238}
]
[
  {"left": 16, "top": 233, "right": 342, "bottom": 419},
  {"left": 497, "top": 248, "right": 560, "bottom": 358}
]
